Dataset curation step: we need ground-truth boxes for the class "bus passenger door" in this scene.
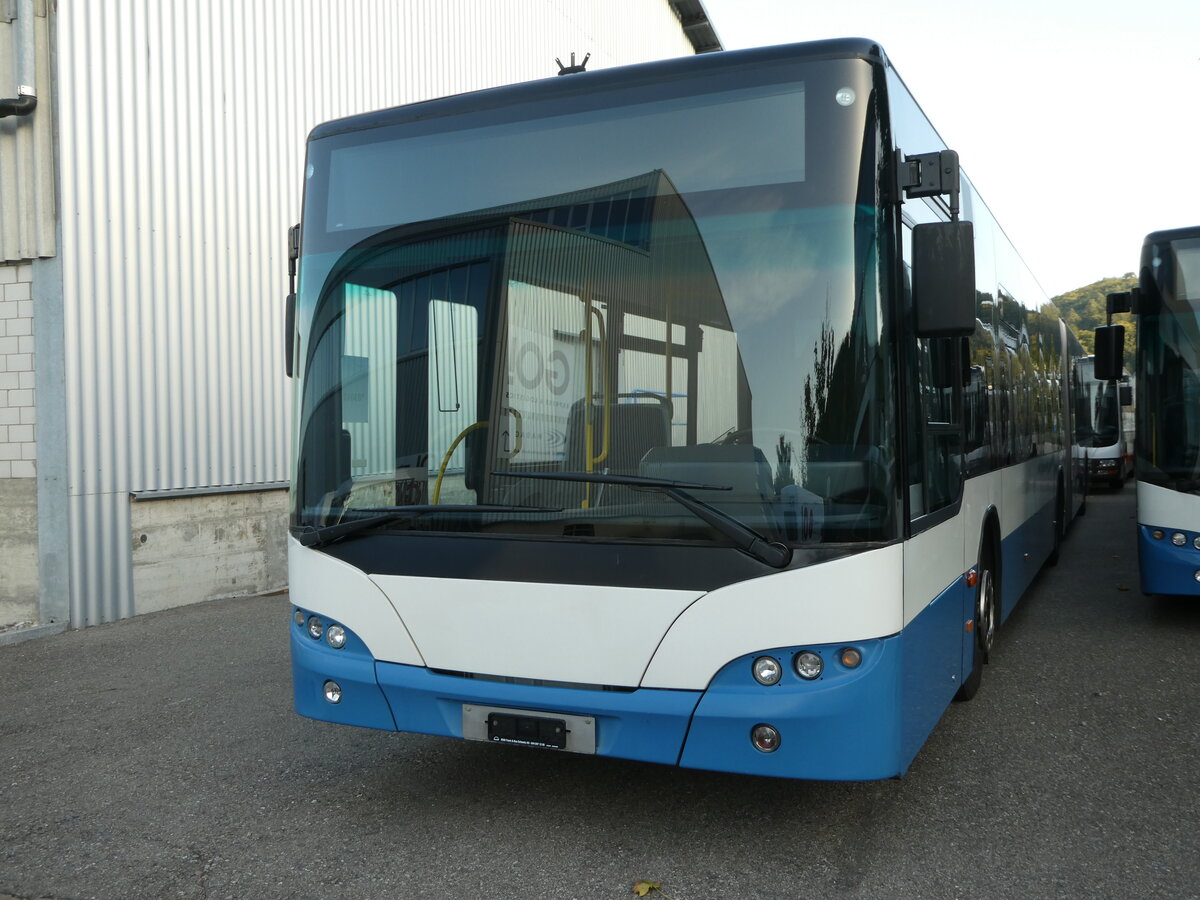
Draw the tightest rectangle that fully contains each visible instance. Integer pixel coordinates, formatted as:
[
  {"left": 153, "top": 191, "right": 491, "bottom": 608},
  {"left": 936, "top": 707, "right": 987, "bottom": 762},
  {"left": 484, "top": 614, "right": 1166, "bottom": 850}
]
[{"left": 900, "top": 220, "right": 969, "bottom": 738}]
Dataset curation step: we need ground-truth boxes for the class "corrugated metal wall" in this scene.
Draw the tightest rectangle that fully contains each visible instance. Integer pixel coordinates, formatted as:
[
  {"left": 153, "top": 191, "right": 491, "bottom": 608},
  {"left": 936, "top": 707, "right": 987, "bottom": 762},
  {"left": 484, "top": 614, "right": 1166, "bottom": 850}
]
[{"left": 51, "top": 0, "right": 699, "bottom": 625}]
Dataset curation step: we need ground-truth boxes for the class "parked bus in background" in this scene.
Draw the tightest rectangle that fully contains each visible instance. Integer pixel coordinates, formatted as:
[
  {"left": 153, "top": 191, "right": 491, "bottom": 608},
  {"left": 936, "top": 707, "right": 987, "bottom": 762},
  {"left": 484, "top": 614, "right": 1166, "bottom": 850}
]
[
  {"left": 1074, "top": 355, "right": 1133, "bottom": 489},
  {"left": 1101, "top": 226, "right": 1200, "bottom": 597},
  {"left": 286, "top": 39, "right": 1085, "bottom": 781}
]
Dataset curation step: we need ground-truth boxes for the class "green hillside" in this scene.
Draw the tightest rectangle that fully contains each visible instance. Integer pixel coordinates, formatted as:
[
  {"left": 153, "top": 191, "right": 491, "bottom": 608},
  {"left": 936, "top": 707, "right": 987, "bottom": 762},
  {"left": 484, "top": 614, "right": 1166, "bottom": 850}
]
[{"left": 1051, "top": 274, "right": 1138, "bottom": 364}]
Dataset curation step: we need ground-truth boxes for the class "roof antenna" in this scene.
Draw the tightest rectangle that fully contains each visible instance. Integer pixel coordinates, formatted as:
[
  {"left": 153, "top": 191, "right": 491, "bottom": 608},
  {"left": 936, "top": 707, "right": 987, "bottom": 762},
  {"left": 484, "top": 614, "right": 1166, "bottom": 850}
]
[{"left": 555, "top": 52, "right": 590, "bottom": 76}]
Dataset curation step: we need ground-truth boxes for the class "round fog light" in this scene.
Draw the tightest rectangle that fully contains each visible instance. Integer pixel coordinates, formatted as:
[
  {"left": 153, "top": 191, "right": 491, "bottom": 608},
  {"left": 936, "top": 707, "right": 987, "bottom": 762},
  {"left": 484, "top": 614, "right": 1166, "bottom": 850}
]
[
  {"left": 1194, "top": 570, "right": 1200, "bottom": 584},
  {"left": 794, "top": 650, "right": 823, "bottom": 680},
  {"left": 839, "top": 647, "right": 863, "bottom": 669},
  {"left": 323, "top": 680, "right": 343, "bottom": 704},
  {"left": 752, "top": 656, "right": 783, "bottom": 685},
  {"left": 326, "top": 625, "right": 347, "bottom": 649},
  {"left": 1172, "top": 532, "right": 1187, "bottom": 547},
  {"left": 751, "top": 723, "right": 781, "bottom": 753},
  {"left": 307, "top": 616, "right": 324, "bottom": 640}
]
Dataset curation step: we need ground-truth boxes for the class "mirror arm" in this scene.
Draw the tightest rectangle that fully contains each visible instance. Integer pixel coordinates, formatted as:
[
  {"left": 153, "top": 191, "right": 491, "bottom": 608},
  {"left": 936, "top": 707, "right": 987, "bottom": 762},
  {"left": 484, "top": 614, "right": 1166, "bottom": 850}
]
[
  {"left": 285, "top": 223, "right": 300, "bottom": 378},
  {"left": 898, "top": 150, "right": 962, "bottom": 221}
]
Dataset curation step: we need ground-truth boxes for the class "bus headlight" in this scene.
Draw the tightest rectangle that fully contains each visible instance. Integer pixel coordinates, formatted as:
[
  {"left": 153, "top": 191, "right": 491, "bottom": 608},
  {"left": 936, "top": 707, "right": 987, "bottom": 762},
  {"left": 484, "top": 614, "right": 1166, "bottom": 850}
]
[
  {"left": 293, "top": 609, "right": 305, "bottom": 627},
  {"left": 794, "top": 650, "right": 823, "bottom": 680},
  {"left": 1151, "top": 530, "right": 1164, "bottom": 540},
  {"left": 1194, "top": 536, "right": 1200, "bottom": 551},
  {"left": 326, "top": 625, "right": 347, "bottom": 649},
  {"left": 1172, "top": 532, "right": 1187, "bottom": 547},
  {"left": 307, "top": 615, "right": 324, "bottom": 640},
  {"left": 752, "top": 656, "right": 782, "bottom": 685}
]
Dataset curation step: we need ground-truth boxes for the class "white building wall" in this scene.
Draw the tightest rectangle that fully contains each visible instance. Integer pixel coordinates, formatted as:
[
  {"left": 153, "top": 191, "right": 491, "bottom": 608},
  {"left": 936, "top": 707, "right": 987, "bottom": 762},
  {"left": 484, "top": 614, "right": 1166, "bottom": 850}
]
[
  {"left": 0, "top": 261, "right": 36, "bottom": 478},
  {"left": 45, "top": 0, "right": 702, "bottom": 626}
]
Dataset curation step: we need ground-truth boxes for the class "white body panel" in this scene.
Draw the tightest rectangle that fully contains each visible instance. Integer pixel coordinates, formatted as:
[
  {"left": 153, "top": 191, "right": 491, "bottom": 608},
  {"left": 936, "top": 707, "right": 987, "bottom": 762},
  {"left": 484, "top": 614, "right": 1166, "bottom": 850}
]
[
  {"left": 902, "top": 516, "right": 966, "bottom": 627},
  {"left": 371, "top": 573, "right": 702, "bottom": 688},
  {"left": 907, "top": 456, "right": 1060, "bottom": 625},
  {"left": 372, "top": 546, "right": 903, "bottom": 691},
  {"left": 288, "top": 538, "right": 424, "bottom": 666},
  {"left": 1000, "top": 455, "right": 1056, "bottom": 538},
  {"left": 294, "top": 541, "right": 908, "bottom": 691},
  {"left": 1138, "top": 481, "right": 1200, "bottom": 530},
  {"left": 641, "top": 544, "right": 903, "bottom": 689}
]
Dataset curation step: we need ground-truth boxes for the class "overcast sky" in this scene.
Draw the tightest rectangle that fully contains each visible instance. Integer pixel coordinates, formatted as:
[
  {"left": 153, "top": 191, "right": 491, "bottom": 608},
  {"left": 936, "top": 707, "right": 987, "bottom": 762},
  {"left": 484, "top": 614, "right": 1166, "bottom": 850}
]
[{"left": 699, "top": 0, "right": 1200, "bottom": 298}]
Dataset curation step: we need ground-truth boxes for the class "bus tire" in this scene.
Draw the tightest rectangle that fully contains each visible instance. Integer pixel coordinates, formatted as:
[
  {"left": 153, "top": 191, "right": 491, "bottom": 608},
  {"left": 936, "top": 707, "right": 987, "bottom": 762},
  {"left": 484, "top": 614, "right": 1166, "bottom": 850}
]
[{"left": 955, "top": 551, "right": 998, "bottom": 702}]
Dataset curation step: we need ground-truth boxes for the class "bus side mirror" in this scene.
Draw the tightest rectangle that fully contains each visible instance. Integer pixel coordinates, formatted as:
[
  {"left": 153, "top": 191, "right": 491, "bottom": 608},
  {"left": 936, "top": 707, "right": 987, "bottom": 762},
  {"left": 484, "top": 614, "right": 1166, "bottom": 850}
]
[
  {"left": 1093, "top": 325, "right": 1125, "bottom": 380},
  {"left": 286, "top": 223, "right": 300, "bottom": 378},
  {"left": 285, "top": 292, "right": 296, "bottom": 378},
  {"left": 1106, "top": 291, "right": 1133, "bottom": 315},
  {"left": 1119, "top": 384, "right": 1133, "bottom": 406},
  {"left": 913, "top": 220, "right": 976, "bottom": 337}
]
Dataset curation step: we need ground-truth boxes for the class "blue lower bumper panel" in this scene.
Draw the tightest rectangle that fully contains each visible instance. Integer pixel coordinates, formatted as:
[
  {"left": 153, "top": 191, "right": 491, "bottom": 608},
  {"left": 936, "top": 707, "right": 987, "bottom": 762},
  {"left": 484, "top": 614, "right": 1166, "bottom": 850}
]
[
  {"left": 291, "top": 626, "right": 398, "bottom": 731},
  {"left": 375, "top": 664, "right": 702, "bottom": 766},
  {"left": 291, "top": 615, "right": 933, "bottom": 780},
  {"left": 1138, "top": 526, "right": 1200, "bottom": 596},
  {"left": 679, "top": 639, "right": 905, "bottom": 781}
]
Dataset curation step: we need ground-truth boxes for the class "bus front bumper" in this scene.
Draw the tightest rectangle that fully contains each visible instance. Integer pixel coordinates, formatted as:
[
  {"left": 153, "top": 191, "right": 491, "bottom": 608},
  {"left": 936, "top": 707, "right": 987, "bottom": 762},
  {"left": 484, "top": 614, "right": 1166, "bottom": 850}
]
[
  {"left": 291, "top": 619, "right": 911, "bottom": 781},
  {"left": 1138, "top": 525, "right": 1200, "bottom": 596}
]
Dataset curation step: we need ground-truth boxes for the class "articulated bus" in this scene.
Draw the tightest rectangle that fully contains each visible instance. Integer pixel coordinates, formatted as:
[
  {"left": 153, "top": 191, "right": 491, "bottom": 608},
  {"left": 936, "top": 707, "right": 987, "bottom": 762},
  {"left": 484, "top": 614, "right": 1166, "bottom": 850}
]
[
  {"left": 1074, "top": 355, "right": 1133, "bottom": 488},
  {"left": 286, "top": 39, "right": 1085, "bottom": 780},
  {"left": 1101, "top": 226, "right": 1200, "bottom": 597}
]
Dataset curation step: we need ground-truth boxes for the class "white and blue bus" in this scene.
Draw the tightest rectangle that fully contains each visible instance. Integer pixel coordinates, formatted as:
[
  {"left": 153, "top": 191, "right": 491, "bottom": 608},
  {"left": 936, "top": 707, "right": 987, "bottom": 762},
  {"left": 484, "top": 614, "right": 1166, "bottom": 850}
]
[
  {"left": 286, "top": 39, "right": 1084, "bottom": 780},
  {"left": 1102, "top": 226, "right": 1200, "bottom": 597},
  {"left": 1074, "top": 355, "right": 1133, "bottom": 489}
]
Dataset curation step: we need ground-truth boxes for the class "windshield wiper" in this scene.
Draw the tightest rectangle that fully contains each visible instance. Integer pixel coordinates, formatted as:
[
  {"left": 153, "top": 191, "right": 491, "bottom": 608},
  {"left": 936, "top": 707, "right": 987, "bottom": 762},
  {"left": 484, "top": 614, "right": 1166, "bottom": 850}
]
[
  {"left": 294, "top": 504, "right": 560, "bottom": 549},
  {"left": 494, "top": 471, "right": 793, "bottom": 569}
]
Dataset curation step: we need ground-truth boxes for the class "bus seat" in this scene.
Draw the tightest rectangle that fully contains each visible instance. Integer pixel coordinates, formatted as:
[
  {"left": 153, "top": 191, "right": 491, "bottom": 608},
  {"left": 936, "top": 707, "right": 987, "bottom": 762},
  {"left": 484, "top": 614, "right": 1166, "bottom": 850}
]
[{"left": 565, "top": 396, "right": 671, "bottom": 475}]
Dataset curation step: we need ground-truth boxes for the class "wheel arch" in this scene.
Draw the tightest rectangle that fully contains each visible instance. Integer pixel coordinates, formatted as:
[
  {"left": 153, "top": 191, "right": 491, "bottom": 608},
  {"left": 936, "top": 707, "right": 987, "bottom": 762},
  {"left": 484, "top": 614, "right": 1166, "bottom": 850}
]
[{"left": 975, "top": 505, "right": 1002, "bottom": 576}]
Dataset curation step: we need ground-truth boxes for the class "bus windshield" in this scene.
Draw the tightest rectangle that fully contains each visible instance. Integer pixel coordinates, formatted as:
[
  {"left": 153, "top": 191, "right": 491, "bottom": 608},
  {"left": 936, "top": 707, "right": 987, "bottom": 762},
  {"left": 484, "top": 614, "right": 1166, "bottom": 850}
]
[
  {"left": 1074, "top": 359, "right": 1122, "bottom": 448},
  {"left": 293, "top": 56, "right": 898, "bottom": 548},
  {"left": 1137, "top": 235, "right": 1200, "bottom": 487}
]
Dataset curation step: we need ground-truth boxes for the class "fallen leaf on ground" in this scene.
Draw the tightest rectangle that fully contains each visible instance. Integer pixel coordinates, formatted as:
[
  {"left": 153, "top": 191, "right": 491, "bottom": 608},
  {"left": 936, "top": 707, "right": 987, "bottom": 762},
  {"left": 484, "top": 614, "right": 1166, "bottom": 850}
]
[{"left": 633, "top": 880, "right": 662, "bottom": 897}]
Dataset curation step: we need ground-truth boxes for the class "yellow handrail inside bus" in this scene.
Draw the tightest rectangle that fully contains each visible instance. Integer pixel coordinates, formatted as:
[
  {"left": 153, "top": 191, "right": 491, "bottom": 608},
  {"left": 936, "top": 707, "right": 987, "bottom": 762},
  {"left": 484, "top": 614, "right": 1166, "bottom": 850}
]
[
  {"left": 430, "top": 410, "right": 523, "bottom": 504},
  {"left": 582, "top": 302, "right": 610, "bottom": 508},
  {"left": 432, "top": 421, "right": 488, "bottom": 504}
]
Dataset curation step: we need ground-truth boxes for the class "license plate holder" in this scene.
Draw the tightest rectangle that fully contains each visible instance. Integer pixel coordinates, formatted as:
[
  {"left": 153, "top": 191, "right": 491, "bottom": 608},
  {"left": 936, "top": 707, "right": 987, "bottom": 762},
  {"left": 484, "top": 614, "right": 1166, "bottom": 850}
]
[
  {"left": 462, "top": 704, "right": 597, "bottom": 754},
  {"left": 487, "top": 712, "right": 567, "bottom": 749}
]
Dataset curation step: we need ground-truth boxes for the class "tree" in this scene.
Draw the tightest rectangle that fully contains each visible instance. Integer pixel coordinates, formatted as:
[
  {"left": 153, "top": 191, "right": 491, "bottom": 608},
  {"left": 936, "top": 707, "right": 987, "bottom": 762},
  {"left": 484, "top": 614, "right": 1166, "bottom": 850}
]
[{"left": 1052, "top": 274, "right": 1138, "bottom": 367}]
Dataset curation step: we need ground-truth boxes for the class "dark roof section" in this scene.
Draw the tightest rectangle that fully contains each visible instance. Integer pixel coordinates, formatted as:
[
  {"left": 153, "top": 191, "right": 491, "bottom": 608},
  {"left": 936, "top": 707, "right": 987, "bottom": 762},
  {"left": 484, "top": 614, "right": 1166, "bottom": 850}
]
[
  {"left": 668, "top": 0, "right": 723, "bottom": 54},
  {"left": 309, "top": 38, "right": 887, "bottom": 142},
  {"left": 1146, "top": 226, "right": 1200, "bottom": 245}
]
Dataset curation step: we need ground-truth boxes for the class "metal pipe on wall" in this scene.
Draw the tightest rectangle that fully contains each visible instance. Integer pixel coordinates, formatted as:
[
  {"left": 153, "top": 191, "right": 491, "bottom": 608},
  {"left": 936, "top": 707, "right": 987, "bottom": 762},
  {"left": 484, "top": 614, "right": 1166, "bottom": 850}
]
[{"left": 0, "top": 0, "right": 36, "bottom": 117}]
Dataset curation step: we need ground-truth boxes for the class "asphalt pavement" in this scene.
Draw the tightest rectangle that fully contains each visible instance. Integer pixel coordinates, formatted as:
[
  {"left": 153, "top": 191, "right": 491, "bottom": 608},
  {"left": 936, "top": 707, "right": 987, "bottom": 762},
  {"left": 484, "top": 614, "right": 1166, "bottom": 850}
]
[{"left": 2, "top": 485, "right": 1198, "bottom": 900}]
